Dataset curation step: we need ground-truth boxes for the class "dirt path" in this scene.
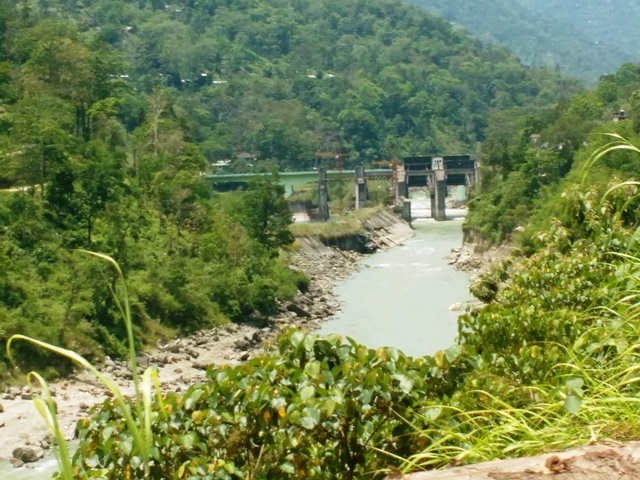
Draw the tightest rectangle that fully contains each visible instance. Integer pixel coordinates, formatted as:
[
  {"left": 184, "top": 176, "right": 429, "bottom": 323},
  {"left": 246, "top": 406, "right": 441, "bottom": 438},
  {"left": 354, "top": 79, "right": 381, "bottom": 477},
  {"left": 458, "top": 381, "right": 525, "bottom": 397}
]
[{"left": 391, "top": 442, "right": 640, "bottom": 480}]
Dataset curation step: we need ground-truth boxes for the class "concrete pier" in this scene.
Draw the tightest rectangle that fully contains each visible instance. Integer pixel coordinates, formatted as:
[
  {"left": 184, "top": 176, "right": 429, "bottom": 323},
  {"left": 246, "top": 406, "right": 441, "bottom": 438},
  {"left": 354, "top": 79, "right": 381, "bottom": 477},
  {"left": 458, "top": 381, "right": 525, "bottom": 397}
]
[
  {"left": 354, "top": 166, "right": 368, "bottom": 210},
  {"left": 318, "top": 166, "right": 329, "bottom": 221},
  {"left": 402, "top": 200, "right": 412, "bottom": 224},
  {"left": 396, "top": 164, "right": 408, "bottom": 201},
  {"left": 434, "top": 179, "right": 447, "bottom": 221}
]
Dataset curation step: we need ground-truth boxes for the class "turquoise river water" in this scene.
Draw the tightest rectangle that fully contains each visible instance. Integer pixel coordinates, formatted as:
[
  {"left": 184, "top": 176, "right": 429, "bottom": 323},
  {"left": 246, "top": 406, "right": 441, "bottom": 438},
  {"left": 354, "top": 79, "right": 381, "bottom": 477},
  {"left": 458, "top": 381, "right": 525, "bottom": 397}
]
[
  {"left": 316, "top": 216, "right": 471, "bottom": 357},
  {"left": 3, "top": 208, "right": 471, "bottom": 479}
]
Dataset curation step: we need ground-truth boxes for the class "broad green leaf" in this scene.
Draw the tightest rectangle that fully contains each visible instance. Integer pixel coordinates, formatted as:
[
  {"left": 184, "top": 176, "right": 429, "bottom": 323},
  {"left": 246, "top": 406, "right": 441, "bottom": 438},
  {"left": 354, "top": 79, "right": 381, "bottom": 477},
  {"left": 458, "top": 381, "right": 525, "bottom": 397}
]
[
  {"left": 359, "top": 389, "right": 373, "bottom": 405},
  {"left": 322, "top": 399, "right": 336, "bottom": 416},
  {"left": 120, "top": 437, "right": 133, "bottom": 456},
  {"left": 181, "top": 433, "right": 197, "bottom": 448},
  {"left": 445, "top": 344, "right": 462, "bottom": 363},
  {"left": 304, "top": 360, "right": 321, "bottom": 379},
  {"left": 300, "top": 385, "right": 315, "bottom": 401},
  {"left": 130, "top": 456, "right": 142, "bottom": 470},
  {"left": 434, "top": 350, "right": 445, "bottom": 368},
  {"left": 303, "top": 334, "right": 316, "bottom": 352},
  {"left": 393, "top": 374, "right": 413, "bottom": 394},
  {"left": 185, "top": 389, "right": 203, "bottom": 410},
  {"left": 300, "top": 406, "right": 321, "bottom": 429},
  {"left": 290, "top": 331, "right": 304, "bottom": 348},
  {"left": 423, "top": 407, "right": 442, "bottom": 421},
  {"left": 564, "top": 395, "right": 583, "bottom": 414},
  {"left": 566, "top": 377, "right": 584, "bottom": 392},
  {"left": 280, "top": 462, "right": 295, "bottom": 474},
  {"left": 365, "top": 369, "right": 378, "bottom": 387}
]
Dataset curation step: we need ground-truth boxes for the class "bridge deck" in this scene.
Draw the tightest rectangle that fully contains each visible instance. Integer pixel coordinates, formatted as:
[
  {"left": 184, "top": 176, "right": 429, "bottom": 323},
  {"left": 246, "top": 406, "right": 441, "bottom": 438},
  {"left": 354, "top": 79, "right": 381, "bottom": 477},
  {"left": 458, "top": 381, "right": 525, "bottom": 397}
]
[{"left": 207, "top": 167, "right": 475, "bottom": 181}]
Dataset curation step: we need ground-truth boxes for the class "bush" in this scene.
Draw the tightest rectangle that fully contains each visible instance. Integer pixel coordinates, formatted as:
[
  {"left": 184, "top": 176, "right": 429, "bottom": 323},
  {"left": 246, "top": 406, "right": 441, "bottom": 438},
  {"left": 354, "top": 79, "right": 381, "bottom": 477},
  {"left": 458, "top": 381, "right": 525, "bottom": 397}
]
[{"left": 72, "top": 331, "right": 462, "bottom": 479}]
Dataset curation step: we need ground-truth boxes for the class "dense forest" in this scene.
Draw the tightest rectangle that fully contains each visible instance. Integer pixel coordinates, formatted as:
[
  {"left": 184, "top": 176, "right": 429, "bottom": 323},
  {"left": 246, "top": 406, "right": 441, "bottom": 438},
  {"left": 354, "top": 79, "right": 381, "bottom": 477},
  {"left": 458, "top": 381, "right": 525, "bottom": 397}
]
[
  {"left": 408, "top": 0, "right": 640, "bottom": 85},
  {"left": 1, "top": 0, "right": 579, "bottom": 173},
  {"left": 465, "top": 59, "right": 640, "bottom": 245},
  {"left": 0, "top": 0, "right": 580, "bottom": 374}
]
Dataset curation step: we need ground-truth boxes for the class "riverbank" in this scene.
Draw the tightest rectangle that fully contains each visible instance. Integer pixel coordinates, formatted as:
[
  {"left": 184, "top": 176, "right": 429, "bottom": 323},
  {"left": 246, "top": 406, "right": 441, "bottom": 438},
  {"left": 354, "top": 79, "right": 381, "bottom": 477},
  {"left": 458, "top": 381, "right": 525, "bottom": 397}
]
[
  {"left": 448, "top": 242, "right": 514, "bottom": 276},
  {"left": 0, "top": 211, "right": 414, "bottom": 470}
]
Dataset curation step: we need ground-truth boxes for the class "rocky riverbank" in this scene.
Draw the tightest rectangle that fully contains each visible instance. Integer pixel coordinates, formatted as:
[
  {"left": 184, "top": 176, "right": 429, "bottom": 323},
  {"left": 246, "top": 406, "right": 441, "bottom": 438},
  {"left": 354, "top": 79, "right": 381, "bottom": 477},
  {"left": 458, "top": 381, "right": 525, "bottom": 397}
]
[
  {"left": 0, "top": 212, "right": 414, "bottom": 469},
  {"left": 448, "top": 242, "right": 515, "bottom": 276}
]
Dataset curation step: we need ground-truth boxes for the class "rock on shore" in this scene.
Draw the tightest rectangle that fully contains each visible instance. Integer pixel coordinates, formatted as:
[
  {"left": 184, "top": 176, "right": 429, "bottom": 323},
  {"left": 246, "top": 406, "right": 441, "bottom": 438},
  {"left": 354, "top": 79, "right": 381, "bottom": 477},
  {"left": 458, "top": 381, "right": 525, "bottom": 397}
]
[{"left": 448, "top": 242, "right": 514, "bottom": 275}]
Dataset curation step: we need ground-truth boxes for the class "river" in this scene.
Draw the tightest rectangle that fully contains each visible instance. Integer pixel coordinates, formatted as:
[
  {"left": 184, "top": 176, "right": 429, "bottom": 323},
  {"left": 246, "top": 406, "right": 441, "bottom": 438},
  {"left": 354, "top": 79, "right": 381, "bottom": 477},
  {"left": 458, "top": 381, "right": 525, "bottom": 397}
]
[
  {"left": 316, "top": 213, "right": 471, "bottom": 357},
  {"left": 3, "top": 201, "right": 470, "bottom": 479}
]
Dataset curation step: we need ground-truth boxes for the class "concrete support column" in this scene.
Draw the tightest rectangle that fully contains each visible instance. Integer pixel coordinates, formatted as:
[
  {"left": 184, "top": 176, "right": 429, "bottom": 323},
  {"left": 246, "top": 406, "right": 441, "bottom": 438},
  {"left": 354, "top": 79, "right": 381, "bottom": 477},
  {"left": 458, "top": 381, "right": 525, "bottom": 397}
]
[
  {"left": 318, "top": 167, "right": 330, "bottom": 221},
  {"left": 427, "top": 172, "right": 436, "bottom": 219},
  {"left": 354, "top": 166, "right": 368, "bottom": 210},
  {"left": 396, "top": 164, "right": 408, "bottom": 201},
  {"left": 402, "top": 200, "right": 412, "bottom": 225},
  {"left": 430, "top": 157, "right": 447, "bottom": 221},
  {"left": 434, "top": 178, "right": 447, "bottom": 221}
]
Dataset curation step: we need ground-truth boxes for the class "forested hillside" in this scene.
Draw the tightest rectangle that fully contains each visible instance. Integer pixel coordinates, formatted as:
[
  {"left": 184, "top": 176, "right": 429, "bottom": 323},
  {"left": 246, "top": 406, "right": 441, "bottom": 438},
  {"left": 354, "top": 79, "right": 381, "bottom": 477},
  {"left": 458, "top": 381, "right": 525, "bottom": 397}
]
[
  {"left": 408, "top": 0, "right": 640, "bottom": 85},
  {"left": 2, "top": 0, "right": 578, "bottom": 172},
  {"left": 0, "top": 0, "right": 578, "bottom": 374},
  {"left": 465, "top": 59, "right": 640, "bottom": 245}
]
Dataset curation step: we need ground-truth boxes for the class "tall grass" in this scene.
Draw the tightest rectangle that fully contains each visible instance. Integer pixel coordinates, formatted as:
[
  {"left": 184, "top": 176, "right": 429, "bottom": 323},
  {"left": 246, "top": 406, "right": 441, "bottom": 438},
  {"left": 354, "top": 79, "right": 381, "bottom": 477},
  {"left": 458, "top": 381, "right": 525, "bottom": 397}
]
[
  {"left": 400, "top": 340, "right": 640, "bottom": 472},
  {"left": 7, "top": 252, "right": 159, "bottom": 479}
]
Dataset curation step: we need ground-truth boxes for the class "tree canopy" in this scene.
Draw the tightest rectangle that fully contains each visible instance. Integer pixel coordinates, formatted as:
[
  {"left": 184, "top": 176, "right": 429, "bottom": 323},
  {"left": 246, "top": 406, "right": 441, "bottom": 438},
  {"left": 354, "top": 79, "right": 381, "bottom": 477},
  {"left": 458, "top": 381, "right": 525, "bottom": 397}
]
[{"left": 409, "top": 0, "right": 640, "bottom": 86}]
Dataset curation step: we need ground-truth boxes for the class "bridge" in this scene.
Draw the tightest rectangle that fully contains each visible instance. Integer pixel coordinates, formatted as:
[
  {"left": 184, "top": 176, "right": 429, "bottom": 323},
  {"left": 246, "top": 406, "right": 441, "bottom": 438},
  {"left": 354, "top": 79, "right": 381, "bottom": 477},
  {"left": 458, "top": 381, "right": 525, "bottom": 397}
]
[
  {"left": 205, "top": 155, "right": 477, "bottom": 221},
  {"left": 204, "top": 169, "right": 395, "bottom": 197}
]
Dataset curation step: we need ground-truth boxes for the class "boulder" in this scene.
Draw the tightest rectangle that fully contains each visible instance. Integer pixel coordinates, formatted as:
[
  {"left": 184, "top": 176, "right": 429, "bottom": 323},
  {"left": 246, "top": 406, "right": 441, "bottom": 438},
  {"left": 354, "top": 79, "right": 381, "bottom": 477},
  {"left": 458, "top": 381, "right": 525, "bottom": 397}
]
[
  {"left": 286, "top": 302, "right": 311, "bottom": 318},
  {"left": 192, "top": 362, "right": 208, "bottom": 371},
  {"left": 165, "top": 343, "right": 182, "bottom": 354},
  {"left": 136, "top": 356, "right": 149, "bottom": 367},
  {"left": 12, "top": 446, "right": 41, "bottom": 463}
]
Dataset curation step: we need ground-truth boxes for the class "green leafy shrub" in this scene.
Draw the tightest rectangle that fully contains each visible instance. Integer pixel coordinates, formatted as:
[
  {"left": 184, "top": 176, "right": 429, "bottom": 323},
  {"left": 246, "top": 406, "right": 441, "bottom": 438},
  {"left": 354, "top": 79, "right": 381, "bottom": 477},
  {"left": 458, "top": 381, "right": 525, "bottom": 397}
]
[{"left": 72, "top": 331, "right": 463, "bottom": 479}]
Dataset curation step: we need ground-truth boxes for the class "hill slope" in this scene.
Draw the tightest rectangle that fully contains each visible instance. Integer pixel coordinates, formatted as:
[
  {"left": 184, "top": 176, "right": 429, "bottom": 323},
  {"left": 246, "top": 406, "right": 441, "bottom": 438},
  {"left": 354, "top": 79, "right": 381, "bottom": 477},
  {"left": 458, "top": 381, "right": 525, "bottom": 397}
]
[
  {"left": 1, "top": 0, "right": 579, "bottom": 171},
  {"left": 407, "top": 0, "right": 640, "bottom": 85}
]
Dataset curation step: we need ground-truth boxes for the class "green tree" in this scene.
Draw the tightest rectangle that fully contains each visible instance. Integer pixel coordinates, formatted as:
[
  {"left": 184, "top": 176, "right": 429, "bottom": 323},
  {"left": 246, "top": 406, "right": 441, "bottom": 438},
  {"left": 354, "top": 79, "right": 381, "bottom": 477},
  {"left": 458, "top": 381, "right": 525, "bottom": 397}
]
[{"left": 241, "top": 174, "right": 293, "bottom": 255}]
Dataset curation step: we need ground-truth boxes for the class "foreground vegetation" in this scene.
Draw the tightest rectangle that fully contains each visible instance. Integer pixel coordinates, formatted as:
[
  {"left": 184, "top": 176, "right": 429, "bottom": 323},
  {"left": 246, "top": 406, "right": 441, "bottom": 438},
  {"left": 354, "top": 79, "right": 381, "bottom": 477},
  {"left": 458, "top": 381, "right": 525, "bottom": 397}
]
[{"left": 16, "top": 148, "right": 640, "bottom": 478}]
